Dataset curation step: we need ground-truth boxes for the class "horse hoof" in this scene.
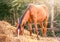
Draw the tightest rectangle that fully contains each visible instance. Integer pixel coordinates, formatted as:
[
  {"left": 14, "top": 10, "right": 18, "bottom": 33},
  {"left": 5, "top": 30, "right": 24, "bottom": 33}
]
[
  {"left": 30, "top": 35, "right": 34, "bottom": 39},
  {"left": 20, "top": 33, "right": 23, "bottom": 35},
  {"left": 42, "top": 35, "right": 47, "bottom": 37},
  {"left": 37, "top": 36, "right": 40, "bottom": 40},
  {"left": 30, "top": 34, "right": 32, "bottom": 36}
]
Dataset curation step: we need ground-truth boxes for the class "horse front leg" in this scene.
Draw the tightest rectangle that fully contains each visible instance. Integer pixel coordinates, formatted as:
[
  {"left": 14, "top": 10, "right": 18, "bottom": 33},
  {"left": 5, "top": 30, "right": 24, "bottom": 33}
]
[
  {"left": 28, "top": 22, "right": 32, "bottom": 36},
  {"left": 34, "top": 20, "right": 39, "bottom": 39}
]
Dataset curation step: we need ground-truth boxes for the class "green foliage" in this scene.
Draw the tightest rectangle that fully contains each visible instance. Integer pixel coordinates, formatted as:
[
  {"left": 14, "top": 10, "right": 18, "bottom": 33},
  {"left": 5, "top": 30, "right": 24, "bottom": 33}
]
[
  {"left": 55, "top": 31, "right": 60, "bottom": 37},
  {"left": 18, "top": 2, "right": 27, "bottom": 17},
  {"left": 0, "top": 2, "right": 12, "bottom": 20},
  {"left": 54, "top": 4, "right": 60, "bottom": 28}
]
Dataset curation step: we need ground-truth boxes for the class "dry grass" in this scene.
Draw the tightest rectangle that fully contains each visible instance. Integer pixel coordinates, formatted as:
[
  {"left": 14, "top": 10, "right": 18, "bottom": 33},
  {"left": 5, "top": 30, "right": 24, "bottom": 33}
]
[{"left": 0, "top": 21, "right": 60, "bottom": 42}]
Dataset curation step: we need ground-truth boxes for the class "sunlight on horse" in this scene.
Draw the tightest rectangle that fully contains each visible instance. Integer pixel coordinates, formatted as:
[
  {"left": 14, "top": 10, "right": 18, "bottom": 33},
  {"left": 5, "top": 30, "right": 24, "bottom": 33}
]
[{"left": 16, "top": 3, "right": 48, "bottom": 39}]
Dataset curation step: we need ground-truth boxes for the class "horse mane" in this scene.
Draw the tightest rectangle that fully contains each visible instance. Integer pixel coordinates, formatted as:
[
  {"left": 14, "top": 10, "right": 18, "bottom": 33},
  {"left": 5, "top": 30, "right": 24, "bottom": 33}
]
[{"left": 18, "top": 5, "right": 30, "bottom": 29}]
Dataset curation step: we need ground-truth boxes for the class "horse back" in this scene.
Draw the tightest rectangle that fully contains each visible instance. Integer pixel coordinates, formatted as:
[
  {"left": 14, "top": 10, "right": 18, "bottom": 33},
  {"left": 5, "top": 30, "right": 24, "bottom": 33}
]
[{"left": 29, "top": 4, "right": 48, "bottom": 21}]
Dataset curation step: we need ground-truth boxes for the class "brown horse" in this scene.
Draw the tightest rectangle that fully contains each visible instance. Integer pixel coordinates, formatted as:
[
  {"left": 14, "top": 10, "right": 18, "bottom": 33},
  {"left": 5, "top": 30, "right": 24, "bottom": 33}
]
[{"left": 16, "top": 3, "right": 48, "bottom": 38}]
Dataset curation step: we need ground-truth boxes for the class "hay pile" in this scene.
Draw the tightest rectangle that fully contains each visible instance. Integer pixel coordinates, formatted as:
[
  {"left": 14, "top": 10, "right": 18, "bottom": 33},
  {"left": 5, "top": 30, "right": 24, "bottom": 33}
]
[{"left": 0, "top": 21, "right": 60, "bottom": 42}]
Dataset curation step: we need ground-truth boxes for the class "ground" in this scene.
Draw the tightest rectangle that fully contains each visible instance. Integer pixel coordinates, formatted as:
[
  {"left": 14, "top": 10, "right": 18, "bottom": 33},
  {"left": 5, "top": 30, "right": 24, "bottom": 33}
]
[{"left": 0, "top": 21, "right": 60, "bottom": 42}]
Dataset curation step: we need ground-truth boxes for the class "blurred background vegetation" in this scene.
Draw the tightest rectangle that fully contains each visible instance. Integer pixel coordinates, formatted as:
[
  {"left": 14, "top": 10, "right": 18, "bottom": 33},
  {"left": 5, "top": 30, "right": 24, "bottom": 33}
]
[{"left": 0, "top": 0, "right": 60, "bottom": 37}]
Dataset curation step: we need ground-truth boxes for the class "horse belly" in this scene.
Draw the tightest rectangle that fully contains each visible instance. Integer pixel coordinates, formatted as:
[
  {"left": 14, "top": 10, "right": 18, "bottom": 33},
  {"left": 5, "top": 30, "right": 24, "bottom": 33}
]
[
  {"left": 37, "top": 13, "right": 46, "bottom": 21},
  {"left": 37, "top": 8, "right": 47, "bottom": 21}
]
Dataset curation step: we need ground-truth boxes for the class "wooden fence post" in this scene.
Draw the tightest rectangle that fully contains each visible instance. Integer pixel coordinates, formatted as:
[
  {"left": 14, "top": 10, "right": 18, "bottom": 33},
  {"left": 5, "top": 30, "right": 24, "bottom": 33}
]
[{"left": 50, "top": 0, "right": 55, "bottom": 37}]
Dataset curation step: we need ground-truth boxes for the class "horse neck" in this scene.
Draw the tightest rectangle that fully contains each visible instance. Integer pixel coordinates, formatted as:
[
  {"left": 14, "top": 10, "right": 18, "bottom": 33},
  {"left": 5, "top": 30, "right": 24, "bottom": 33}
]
[{"left": 19, "top": 7, "right": 30, "bottom": 26}]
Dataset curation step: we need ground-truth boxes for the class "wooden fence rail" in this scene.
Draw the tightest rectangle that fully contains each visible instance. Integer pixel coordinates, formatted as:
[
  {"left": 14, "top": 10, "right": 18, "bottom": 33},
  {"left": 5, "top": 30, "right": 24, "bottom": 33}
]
[{"left": 27, "top": 27, "right": 60, "bottom": 31}]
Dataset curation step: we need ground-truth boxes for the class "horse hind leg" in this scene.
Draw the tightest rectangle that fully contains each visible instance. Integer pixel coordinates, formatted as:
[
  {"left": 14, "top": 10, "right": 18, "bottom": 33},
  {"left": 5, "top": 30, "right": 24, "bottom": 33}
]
[
  {"left": 39, "top": 18, "right": 48, "bottom": 37},
  {"left": 43, "top": 17, "right": 48, "bottom": 36}
]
